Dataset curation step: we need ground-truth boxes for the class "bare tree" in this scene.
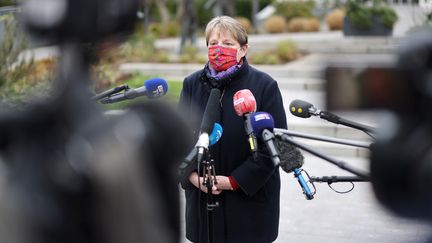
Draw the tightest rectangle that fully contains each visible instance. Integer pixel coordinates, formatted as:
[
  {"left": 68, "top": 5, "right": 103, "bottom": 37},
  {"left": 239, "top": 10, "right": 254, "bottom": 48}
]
[
  {"left": 205, "top": 0, "right": 235, "bottom": 17},
  {"left": 179, "top": 0, "right": 197, "bottom": 54},
  {"left": 140, "top": 0, "right": 171, "bottom": 33},
  {"left": 155, "top": 0, "right": 171, "bottom": 24}
]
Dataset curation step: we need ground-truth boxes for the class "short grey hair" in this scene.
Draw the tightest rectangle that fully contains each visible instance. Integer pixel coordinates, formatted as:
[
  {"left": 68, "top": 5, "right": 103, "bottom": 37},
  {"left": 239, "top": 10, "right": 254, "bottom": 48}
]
[{"left": 204, "top": 16, "right": 248, "bottom": 46}]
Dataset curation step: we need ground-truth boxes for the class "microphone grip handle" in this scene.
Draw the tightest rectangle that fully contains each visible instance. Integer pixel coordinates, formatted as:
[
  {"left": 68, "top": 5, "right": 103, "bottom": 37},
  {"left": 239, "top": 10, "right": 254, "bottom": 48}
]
[
  {"left": 319, "top": 111, "right": 341, "bottom": 124},
  {"left": 294, "top": 168, "right": 314, "bottom": 200},
  {"left": 261, "top": 129, "right": 280, "bottom": 167}
]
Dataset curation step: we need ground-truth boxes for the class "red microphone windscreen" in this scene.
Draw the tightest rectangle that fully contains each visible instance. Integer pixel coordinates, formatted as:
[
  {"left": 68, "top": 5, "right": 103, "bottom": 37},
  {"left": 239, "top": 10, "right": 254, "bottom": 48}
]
[{"left": 233, "top": 89, "right": 257, "bottom": 116}]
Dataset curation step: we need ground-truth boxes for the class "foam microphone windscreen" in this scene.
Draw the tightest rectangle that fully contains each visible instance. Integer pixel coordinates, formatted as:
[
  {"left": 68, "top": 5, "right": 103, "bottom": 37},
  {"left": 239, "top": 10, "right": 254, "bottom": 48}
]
[
  {"left": 144, "top": 78, "right": 168, "bottom": 98},
  {"left": 289, "top": 99, "right": 313, "bottom": 118},
  {"left": 250, "top": 112, "right": 275, "bottom": 138},
  {"left": 209, "top": 123, "right": 223, "bottom": 146},
  {"left": 277, "top": 139, "right": 304, "bottom": 173},
  {"left": 233, "top": 89, "right": 257, "bottom": 116},
  {"left": 200, "top": 89, "right": 221, "bottom": 134}
]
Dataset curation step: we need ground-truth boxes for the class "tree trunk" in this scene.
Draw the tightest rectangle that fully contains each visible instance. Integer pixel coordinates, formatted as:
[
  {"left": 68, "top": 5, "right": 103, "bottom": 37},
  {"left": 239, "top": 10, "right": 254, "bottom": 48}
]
[
  {"left": 155, "top": 0, "right": 171, "bottom": 24},
  {"left": 252, "top": 0, "right": 259, "bottom": 33}
]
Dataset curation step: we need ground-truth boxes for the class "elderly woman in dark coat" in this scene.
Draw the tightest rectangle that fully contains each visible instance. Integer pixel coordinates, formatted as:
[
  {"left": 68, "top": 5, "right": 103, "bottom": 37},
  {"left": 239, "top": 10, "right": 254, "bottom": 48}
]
[{"left": 179, "top": 16, "right": 287, "bottom": 243}]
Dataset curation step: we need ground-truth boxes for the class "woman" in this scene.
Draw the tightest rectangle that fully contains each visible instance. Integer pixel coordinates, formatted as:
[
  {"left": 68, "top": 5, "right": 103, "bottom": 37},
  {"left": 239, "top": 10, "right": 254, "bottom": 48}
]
[{"left": 179, "top": 16, "right": 287, "bottom": 243}]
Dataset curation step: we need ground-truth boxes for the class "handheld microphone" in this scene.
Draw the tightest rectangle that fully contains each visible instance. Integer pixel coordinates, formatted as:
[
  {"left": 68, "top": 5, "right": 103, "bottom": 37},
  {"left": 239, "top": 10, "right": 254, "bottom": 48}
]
[
  {"left": 249, "top": 112, "right": 280, "bottom": 167},
  {"left": 92, "top": 84, "right": 129, "bottom": 101},
  {"left": 196, "top": 89, "right": 221, "bottom": 163},
  {"left": 289, "top": 99, "right": 318, "bottom": 118},
  {"left": 277, "top": 141, "right": 314, "bottom": 200},
  {"left": 233, "top": 89, "right": 258, "bottom": 158},
  {"left": 289, "top": 99, "right": 376, "bottom": 134},
  {"left": 178, "top": 123, "right": 223, "bottom": 180},
  {"left": 100, "top": 78, "right": 168, "bottom": 104}
]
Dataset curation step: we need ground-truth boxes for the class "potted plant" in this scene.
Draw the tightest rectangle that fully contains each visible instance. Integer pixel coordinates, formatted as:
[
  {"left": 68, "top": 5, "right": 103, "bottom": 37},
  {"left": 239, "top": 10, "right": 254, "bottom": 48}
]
[{"left": 343, "top": 0, "right": 398, "bottom": 36}]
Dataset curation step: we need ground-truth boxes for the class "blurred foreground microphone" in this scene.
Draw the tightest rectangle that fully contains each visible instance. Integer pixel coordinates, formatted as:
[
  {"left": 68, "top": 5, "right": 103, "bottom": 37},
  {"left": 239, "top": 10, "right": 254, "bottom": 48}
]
[
  {"left": 22, "top": 0, "right": 139, "bottom": 43},
  {"left": 278, "top": 140, "right": 314, "bottom": 200},
  {"left": 178, "top": 123, "right": 223, "bottom": 180},
  {"left": 289, "top": 99, "right": 318, "bottom": 118},
  {"left": 233, "top": 89, "right": 258, "bottom": 158},
  {"left": 196, "top": 88, "right": 221, "bottom": 164},
  {"left": 249, "top": 112, "right": 280, "bottom": 167},
  {"left": 100, "top": 78, "right": 168, "bottom": 104}
]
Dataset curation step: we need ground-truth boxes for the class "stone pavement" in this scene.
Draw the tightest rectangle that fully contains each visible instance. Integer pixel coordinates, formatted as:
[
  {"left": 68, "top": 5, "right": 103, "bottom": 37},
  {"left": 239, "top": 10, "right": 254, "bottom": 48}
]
[{"left": 179, "top": 154, "right": 432, "bottom": 243}]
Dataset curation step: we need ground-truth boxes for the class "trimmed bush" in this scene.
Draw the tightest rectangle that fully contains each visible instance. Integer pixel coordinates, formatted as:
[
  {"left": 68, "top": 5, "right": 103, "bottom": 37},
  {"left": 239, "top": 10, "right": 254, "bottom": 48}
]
[
  {"left": 326, "top": 9, "right": 345, "bottom": 30},
  {"left": 235, "top": 16, "right": 254, "bottom": 34},
  {"left": 287, "top": 17, "right": 320, "bottom": 32},
  {"left": 276, "top": 40, "right": 298, "bottom": 62},
  {"left": 265, "top": 15, "right": 286, "bottom": 33},
  {"left": 274, "top": 0, "right": 315, "bottom": 21},
  {"left": 148, "top": 21, "right": 180, "bottom": 38}
]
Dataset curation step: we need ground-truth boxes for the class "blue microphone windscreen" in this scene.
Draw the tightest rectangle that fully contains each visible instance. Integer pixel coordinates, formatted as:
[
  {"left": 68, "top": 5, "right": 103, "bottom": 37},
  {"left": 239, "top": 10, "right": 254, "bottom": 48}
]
[
  {"left": 144, "top": 78, "right": 168, "bottom": 98},
  {"left": 250, "top": 112, "right": 274, "bottom": 138},
  {"left": 209, "top": 123, "right": 223, "bottom": 146}
]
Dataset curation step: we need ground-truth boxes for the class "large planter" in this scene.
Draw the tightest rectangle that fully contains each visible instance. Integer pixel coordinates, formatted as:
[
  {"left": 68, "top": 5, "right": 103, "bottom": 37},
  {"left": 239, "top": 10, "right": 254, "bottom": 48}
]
[{"left": 343, "top": 16, "right": 393, "bottom": 36}]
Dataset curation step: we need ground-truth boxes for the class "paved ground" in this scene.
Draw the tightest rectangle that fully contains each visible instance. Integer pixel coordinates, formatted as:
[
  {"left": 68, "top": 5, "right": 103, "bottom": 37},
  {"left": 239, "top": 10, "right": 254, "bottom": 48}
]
[{"left": 179, "top": 154, "right": 432, "bottom": 243}]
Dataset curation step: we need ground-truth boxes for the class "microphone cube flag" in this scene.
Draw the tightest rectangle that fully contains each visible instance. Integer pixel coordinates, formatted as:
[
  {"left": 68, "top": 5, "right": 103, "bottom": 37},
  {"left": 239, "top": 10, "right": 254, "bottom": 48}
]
[
  {"left": 233, "top": 89, "right": 257, "bottom": 116},
  {"left": 250, "top": 112, "right": 275, "bottom": 138}
]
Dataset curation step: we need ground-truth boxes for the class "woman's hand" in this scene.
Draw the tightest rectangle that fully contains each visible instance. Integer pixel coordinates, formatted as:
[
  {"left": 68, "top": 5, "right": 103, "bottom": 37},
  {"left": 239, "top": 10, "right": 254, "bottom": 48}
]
[
  {"left": 188, "top": 172, "right": 222, "bottom": 195},
  {"left": 214, "top": 175, "right": 234, "bottom": 191}
]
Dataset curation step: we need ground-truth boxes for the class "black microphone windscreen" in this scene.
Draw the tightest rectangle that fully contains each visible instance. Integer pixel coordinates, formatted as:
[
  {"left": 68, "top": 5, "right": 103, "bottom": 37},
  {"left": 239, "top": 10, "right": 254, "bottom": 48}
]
[
  {"left": 277, "top": 138, "right": 304, "bottom": 173},
  {"left": 289, "top": 99, "right": 313, "bottom": 118},
  {"left": 200, "top": 89, "right": 221, "bottom": 134}
]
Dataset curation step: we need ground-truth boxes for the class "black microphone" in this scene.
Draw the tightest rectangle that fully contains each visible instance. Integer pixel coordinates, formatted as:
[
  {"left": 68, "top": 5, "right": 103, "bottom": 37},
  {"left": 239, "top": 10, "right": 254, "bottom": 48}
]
[
  {"left": 289, "top": 99, "right": 376, "bottom": 134},
  {"left": 178, "top": 123, "right": 223, "bottom": 181},
  {"left": 92, "top": 84, "right": 129, "bottom": 101},
  {"left": 100, "top": 78, "right": 168, "bottom": 104},
  {"left": 289, "top": 99, "right": 318, "bottom": 118},
  {"left": 196, "top": 88, "right": 221, "bottom": 163}
]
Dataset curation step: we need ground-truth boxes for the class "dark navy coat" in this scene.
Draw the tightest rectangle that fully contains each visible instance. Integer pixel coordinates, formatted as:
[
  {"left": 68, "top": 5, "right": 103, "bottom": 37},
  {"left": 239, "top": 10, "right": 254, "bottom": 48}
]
[{"left": 179, "top": 59, "right": 287, "bottom": 243}]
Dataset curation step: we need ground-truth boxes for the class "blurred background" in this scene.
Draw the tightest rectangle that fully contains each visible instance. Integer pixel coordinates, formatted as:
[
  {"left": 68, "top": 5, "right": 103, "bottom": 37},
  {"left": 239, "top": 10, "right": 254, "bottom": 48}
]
[{"left": 1, "top": 0, "right": 432, "bottom": 242}]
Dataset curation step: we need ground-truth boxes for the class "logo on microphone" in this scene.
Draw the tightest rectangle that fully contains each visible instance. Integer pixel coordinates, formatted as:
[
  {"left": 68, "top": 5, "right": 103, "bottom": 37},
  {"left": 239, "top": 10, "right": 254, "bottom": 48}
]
[
  {"left": 254, "top": 113, "right": 271, "bottom": 121},
  {"left": 152, "top": 85, "right": 165, "bottom": 96},
  {"left": 233, "top": 97, "right": 245, "bottom": 106}
]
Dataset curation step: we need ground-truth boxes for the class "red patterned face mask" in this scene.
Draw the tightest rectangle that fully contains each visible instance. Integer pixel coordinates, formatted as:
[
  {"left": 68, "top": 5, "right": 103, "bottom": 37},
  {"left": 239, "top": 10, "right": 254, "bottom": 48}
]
[{"left": 208, "top": 45, "right": 239, "bottom": 72}]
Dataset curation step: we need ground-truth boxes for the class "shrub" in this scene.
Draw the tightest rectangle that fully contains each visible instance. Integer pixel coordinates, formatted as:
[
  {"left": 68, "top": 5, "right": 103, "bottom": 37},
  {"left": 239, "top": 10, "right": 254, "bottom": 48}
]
[
  {"left": 148, "top": 22, "right": 163, "bottom": 37},
  {"left": 346, "top": 0, "right": 398, "bottom": 30},
  {"left": 250, "top": 52, "right": 267, "bottom": 65},
  {"left": 0, "top": 14, "right": 52, "bottom": 108},
  {"left": 326, "top": 8, "right": 345, "bottom": 30},
  {"left": 276, "top": 40, "right": 298, "bottom": 62},
  {"left": 165, "top": 21, "right": 181, "bottom": 37},
  {"left": 287, "top": 17, "right": 320, "bottom": 32},
  {"left": 148, "top": 21, "right": 180, "bottom": 38},
  {"left": 372, "top": 6, "right": 398, "bottom": 28},
  {"left": 307, "top": 18, "right": 321, "bottom": 31},
  {"left": 235, "top": 16, "right": 254, "bottom": 34},
  {"left": 178, "top": 45, "right": 198, "bottom": 63},
  {"left": 274, "top": 0, "right": 315, "bottom": 21},
  {"left": 265, "top": 15, "right": 286, "bottom": 33},
  {"left": 266, "top": 54, "right": 280, "bottom": 65}
]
